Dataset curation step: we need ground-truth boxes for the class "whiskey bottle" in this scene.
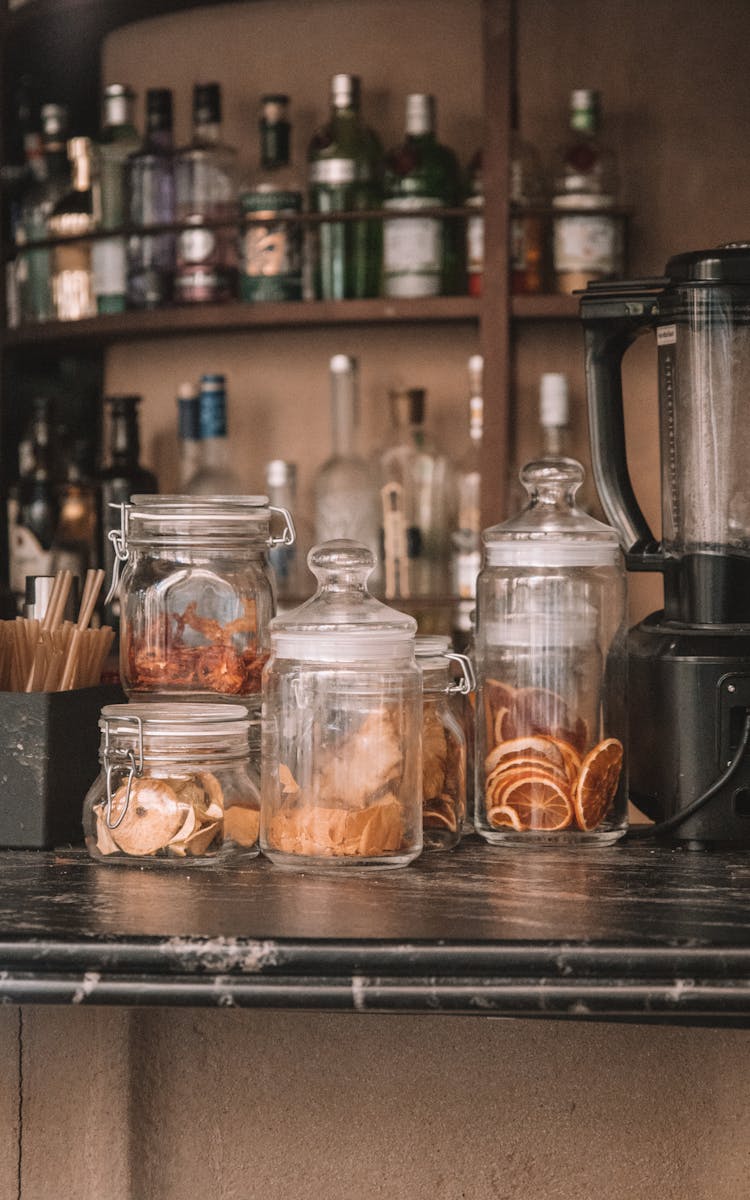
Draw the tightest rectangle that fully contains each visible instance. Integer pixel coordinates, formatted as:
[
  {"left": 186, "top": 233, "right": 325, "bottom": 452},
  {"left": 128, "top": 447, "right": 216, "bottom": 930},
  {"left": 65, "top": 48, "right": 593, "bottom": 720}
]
[
  {"left": 127, "top": 88, "right": 175, "bottom": 309},
  {"left": 93, "top": 84, "right": 139, "bottom": 315},
  {"left": 48, "top": 137, "right": 97, "bottom": 321},
  {"left": 174, "top": 83, "right": 238, "bottom": 304},
  {"left": 382, "top": 94, "right": 462, "bottom": 297},
  {"left": 239, "top": 94, "right": 304, "bottom": 302},
  {"left": 308, "top": 74, "right": 382, "bottom": 300}
]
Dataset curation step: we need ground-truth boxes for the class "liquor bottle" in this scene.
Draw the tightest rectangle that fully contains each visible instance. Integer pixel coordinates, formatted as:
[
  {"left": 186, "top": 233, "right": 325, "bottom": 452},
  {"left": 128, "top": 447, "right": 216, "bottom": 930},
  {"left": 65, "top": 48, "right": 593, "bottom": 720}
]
[
  {"left": 92, "top": 84, "right": 139, "bottom": 315},
  {"left": 7, "top": 396, "right": 60, "bottom": 605},
  {"left": 465, "top": 149, "right": 483, "bottom": 298},
  {"left": 48, "top": 137, "right": 97, "bottom": 322},
  {"left": 99, "top": 395, "right": 158, "bottom": 625},
  {"left": 379, "top": 386, "right": 454, "bottom": 599},
  {"left": 184, "top": 374, "right": 243, "bottom": 494},
  {"left": 265, "top": 459, "right": 306, "bottom": 603},
  {"left": 451, "top": 354, "right": 483, "bottom": 607},
  {"left": 50, "top": 437, "right": 97, "bottom": 580},
  {"left": 126, "top": 88, "right": 176, "bottom": 310},
  {"left": 17, "top": 103, "right": 70, "bottom": 324},
  {"left": 506, "top": 372, "right": 574, "bottom": 513},
  {"left": 1, "top": 75, "right": 43, "bottom": 244},
  {"left": 308, "top": 74, "right": 382, "bottom": 300},
  {"left": 174, "top": 83, "right": 237, "bottom": 304},
  {"left": 382, "top": 94, "right": 462, "bottom": 297},
  {"left": 239, "top": 94, "right": 304, "bottom": 302},
  {"left": 551, "top": 89, "right": 623, "bottom": 294},
  {"left": 313, "top": 355, "right": 380, "bottom": 559},
  {"left": 176, "top": 381, "right": 202, "bottom": 489}
]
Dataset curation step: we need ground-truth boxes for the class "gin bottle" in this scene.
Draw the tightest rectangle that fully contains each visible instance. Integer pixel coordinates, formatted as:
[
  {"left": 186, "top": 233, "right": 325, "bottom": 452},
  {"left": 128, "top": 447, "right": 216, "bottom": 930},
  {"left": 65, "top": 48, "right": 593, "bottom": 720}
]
[
  {"left": 314, "top": 355, "right": 379, "bottom": 558},
  {"left": 308, "top": 75, "right": 382, "bottom": 300},
  {"left": 93, "top": 84, "right": 139, "bottom": 315},
  {"left": 127, "top": 88, "right": 175, "bottom": 309}
]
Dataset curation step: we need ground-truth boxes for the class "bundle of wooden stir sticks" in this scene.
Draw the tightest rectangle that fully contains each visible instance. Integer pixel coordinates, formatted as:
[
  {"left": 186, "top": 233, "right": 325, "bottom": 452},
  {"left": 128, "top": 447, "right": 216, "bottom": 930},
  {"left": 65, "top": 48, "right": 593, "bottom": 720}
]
[{"left": 0, "top": 568, "right": 113, "bottom": 693}]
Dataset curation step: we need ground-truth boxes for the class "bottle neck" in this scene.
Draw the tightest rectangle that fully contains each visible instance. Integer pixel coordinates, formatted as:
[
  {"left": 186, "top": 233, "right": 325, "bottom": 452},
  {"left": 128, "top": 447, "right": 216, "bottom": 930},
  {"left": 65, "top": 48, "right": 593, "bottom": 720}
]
[
  {"left": 70, "top": 153, "right": 91, "bottom": 191},
  {"left": 330, "top": 372, "right": 358, "bottom": 457},
  {"left": 145, "top": 125, "right": 173, "bottom": 154},
  {"left": 192, "top": 120, "right": 222, "bottom": 148},
  {"left": 103, "top": 94, "right": 135, "bottom": 132},
  {"left": 468, "top": 395, "right": 483, "bottom": 443},
  {"left": 109, "top": 412, "right": 141, "bottom": 467},
  {"left": 540, "top": 423, "right": 570, "bottom": 457},
  {"left": 260, "top": 120, "right": 291, "bottom": 170}
]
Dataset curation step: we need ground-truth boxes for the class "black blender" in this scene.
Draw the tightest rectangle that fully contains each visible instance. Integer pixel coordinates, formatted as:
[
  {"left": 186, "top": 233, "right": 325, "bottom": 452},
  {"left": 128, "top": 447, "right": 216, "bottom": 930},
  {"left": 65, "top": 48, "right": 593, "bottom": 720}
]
[{"left": 581, "top": 245, "right": 750, "bottom": 848}]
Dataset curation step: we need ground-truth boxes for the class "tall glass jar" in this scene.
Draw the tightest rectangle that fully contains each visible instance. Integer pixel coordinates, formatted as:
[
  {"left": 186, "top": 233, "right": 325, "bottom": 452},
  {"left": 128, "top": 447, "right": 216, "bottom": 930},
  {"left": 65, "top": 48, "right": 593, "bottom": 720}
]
[
  {"left": 83, "top": 703, "right": 260, "bottom": 864},
  {"left": 261, "top": 540, "right": 422, "bottom": 869},
  {"left": 415, "top": 635, "right": 474, "bottom": 850},
  {"left": 107, "top": 496, "right": 294, "bottom": 708},
  {"left": 475, "top": 459, "right": 628, "bottom": 845}
]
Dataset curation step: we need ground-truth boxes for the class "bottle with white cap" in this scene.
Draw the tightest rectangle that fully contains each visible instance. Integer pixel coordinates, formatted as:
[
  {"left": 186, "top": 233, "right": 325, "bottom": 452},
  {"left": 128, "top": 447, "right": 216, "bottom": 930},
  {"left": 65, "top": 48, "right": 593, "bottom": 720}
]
[
  {"left": 452, "top": 354, "right": 484, "bottom": 632},
  {"left": 539, "top": 371, "right": 572, "bottom": 458},
  {"left": 265, "top": 459, "right": 307, "bottom": 603}
]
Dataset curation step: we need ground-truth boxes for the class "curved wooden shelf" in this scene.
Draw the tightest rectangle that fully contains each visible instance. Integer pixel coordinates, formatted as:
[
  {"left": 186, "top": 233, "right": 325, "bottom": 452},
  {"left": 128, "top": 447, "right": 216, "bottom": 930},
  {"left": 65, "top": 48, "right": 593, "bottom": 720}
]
[{"left": 3, "top": 0, "right": 250, "bottom": 38}]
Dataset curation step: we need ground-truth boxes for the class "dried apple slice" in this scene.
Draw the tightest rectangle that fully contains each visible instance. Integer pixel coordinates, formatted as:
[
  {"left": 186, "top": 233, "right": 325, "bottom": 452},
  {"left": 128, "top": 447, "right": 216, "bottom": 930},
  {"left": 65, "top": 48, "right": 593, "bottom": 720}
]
[
  {"left": 223, "top": 805, "right": 260, "bottom": 847},
  {"left": 110, "top": 778, "right": 184, "bottom": 856}
]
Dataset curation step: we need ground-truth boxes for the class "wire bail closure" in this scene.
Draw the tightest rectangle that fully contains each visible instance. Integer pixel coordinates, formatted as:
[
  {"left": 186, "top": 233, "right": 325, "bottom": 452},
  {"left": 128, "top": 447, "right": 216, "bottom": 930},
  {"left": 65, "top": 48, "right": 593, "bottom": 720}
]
[
  {"left": 270, "top": 505, "right": 296, "bottom": 547},
  {"left": 444, "top": 651, "right": 476, "bottom": 695},
  {"left": 103, "top": 711, "right": 144, "bottom": 829},
  {"left": 103, "top": 502, "right": 131, "bottom": 607}
]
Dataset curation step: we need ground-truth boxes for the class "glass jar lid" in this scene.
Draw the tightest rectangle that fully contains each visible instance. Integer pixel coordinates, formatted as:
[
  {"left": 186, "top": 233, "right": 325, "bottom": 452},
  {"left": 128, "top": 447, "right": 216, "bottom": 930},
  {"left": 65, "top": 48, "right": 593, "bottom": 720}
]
[
  {"left": 125, "top": 494, "right": 276, "bottom": 545},
  {"left": 483, "top": 458, "right": 622, "bottom": 567},
  {"left": 270, "top": 540, "right": 417, "bottom": 662},
  {"left": 100, "top": 702, "right": 250, "bottom": 761}
]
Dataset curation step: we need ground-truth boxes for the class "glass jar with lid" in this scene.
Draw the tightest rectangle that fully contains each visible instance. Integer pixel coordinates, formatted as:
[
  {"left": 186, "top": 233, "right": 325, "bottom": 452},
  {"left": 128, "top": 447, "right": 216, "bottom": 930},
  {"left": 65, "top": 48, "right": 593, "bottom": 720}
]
[
  {"left": 261, "top": 539, "right": 422, "bottom": 868},
  {"left": 475, "top": 458, "right": 627, "bottom": 844},
  {"left": 415, "top": 635, "right": 474, "bottom": 850},
  {"left": 83, "top": 702, "right": 260, "bottom": 863},
  {"left": 107, "top": 495, "right": 295, "bottom": 706}
]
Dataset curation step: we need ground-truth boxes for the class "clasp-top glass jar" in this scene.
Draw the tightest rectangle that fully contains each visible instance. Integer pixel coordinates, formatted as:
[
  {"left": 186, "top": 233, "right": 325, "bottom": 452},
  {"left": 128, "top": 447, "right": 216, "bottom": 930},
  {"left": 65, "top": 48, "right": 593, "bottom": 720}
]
[
  {"left": 475, "top": 459, "right": 628, "bottom": 845},
  {"left": 83, "top": 702, "right": 260, "bottom": 864},
  {"left": 416, "top": 635, "right": 474, "bottom": 850},
  {"left": 261, "top": 540, "right": 422, "bottom": 869},
  {"left": 108, "top": 495, "right": 294, "bottom": 706}
]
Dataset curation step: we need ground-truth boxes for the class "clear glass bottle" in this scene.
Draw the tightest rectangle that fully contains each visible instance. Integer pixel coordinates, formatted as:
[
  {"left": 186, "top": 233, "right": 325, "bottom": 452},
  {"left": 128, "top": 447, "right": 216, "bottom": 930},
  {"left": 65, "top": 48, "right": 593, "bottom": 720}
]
[
  {"left": 109, "top": 495, "right": 294, "bottom": 707},
  {"left": 174, "top": 82, "right": 238, "bottom": 304},
  {"left": 126, "top": 88, "right": 175, "bottom": 310},
  {"left": 313, "top": 355, "right": 380, "bottom": 561},
  {"left": 308, "top": 74, "right": 382, "bottom": 300},
  {"left": 83, "top": 702, "right": 260, "bottom": 864},
  {"left": 239, "top": 94, "right": 303, "bottom": 303},
  {"left": 416, "top": 634, "right": 474, "bottom": 850},
  {"left": 382, "top": 94, "right": 463, "bottom": 298},
  {"left": 185, "top": 373, "right": 243, "bottom": 495},
  {"left": 475, "top": 458, "right": 628, "bottom": 845},
  {"left": 552, "top": 89, "right": 624, "bottom": 294},
  {"left": 176, "top": 381, "right": 202, "bottom": 489},
  {"left": 265, "top": 459, "right": 306, "bottom": 604},
  {"left": 17, "top": 103, "right": 69, "bottom": 324},
  {"left": 261, "top": 540, "right": 422, "bottom": 868},
  {"left": 7, "top": 395, "right": 60, "bottom": 605},
  {"left": 92, "top": 84, "right": 139, "bottom": 315},
  {"left": 452, "top": 354, "right": 483, "bottom": 609},
  {"left": 48, "top": 136, "right": 97, "bottom": 321},
  {"left": 507, "top": 372, "right": 574, "bottom": 514},
  {"left": 379, "top": 386, "right": 455, "bottom": 599}
]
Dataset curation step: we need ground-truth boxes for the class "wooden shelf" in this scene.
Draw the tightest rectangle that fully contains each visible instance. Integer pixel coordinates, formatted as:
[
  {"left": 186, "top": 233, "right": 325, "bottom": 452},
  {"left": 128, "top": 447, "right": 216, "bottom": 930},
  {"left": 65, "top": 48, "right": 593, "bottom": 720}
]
[
  {"left": 0, "top": 839, "right": 748, "bottom": 1021},
  {"left": 511, "top": 293, "right": 581, "bottom": 320}
]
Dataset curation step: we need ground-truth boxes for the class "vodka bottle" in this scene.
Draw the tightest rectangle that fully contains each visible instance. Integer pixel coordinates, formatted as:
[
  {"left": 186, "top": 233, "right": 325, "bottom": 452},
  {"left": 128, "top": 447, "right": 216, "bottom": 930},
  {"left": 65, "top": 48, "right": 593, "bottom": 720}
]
[
  {"left": 93, "top": 84, "right": 139, "bottom": 315},
  {"left": 127, "top": 88, "right": 175, "bottom": 309},
  {"left": 314, "top": 355, "right": 379, "bottom": 556},
  {"left": 176, "top": 381, "right": 202, "bottom": 489},
  {"left": 185, "top": 374, "right": 243, "bottom": 495},
  {"left": 452, "top": 354, "right": 483, "bottom": 603}
]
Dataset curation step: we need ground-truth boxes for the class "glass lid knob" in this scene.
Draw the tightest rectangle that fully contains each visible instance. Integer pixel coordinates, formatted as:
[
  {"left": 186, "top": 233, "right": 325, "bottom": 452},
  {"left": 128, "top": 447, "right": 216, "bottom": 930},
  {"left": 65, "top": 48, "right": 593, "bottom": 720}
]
[
  {"left": 520, "top": 456, "right": 585, "bottom": 508},
  {"left": 308, "top": 539, "right": 376, "bottom": 592}
]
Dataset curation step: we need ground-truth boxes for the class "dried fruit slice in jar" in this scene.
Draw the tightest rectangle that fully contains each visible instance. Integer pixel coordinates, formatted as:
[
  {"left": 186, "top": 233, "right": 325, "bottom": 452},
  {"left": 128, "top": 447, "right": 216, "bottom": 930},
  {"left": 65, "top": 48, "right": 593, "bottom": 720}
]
[
  {"left": 485, "top": 734, "right": 566, "bottom": 776},
  {"left": 493, "top": 774, "right": 573, "bottom": 832},
  {"left": 573, "top": 737, "right": 624, "bottom": 831},
  {"left": 107, "top": 778, "right": 184, "bottom": 856}
]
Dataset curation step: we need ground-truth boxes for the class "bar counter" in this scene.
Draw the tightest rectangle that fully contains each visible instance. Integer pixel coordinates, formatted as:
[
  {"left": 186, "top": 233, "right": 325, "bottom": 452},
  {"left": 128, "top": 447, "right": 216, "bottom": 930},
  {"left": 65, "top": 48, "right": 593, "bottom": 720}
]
[{"left": 0, "top": 839, "right": 747, "bottom": 1023}]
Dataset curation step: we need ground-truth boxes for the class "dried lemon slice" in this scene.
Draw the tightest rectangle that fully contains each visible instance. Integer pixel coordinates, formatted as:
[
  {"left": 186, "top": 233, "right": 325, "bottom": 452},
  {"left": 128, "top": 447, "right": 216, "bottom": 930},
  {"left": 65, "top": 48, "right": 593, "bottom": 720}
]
[{"left": 573, "top": 738, "right": 623, "bottom": 831}]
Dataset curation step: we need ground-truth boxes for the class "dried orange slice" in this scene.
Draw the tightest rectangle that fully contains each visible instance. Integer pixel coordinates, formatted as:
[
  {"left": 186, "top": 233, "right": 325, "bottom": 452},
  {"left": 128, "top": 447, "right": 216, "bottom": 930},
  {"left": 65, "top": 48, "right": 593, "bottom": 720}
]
[
  {"left": 484, "top": 679, "right": 517, "bottom": 745},
  {"left": 498, "top": 774, "right": 573, "bottom": 831},
  {"left": 485, "top": 734, "right": 565, "bottom": 775},
  {"left": 547, "top": 737, "right": 583, "bottom": 785},
  {"left": 487, "top": 804, "right": 526, "bottom": 831},
  {"left": 573, "top": 737, "right": 623, "bottom": 831}
]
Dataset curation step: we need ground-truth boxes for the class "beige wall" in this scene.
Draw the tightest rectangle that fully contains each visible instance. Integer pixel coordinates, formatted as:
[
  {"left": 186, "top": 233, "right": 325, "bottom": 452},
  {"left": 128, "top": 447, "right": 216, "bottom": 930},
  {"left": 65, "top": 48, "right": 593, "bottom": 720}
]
[{"left": 2, "top": 1005, "right": 749, "bottom": 1198}]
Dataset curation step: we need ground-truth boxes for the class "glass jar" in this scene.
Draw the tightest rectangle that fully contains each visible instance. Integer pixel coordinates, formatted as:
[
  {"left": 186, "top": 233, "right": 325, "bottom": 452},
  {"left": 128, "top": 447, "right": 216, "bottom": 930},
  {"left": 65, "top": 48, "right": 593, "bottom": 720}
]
[
  {"left": 261, "top": 540, "right": 422, "bottom": 869},
  {"left": 83, "top": 702, "right": 260, "bottom": 864},
  {"left": 475, "top": 459, "right": 628, "bottom": 845},
  {"left": 107, "top": 495, "right": 294, "bottom": 706},
  {"left": 415, "top": 635, "right": 474, "bottom": 850}
]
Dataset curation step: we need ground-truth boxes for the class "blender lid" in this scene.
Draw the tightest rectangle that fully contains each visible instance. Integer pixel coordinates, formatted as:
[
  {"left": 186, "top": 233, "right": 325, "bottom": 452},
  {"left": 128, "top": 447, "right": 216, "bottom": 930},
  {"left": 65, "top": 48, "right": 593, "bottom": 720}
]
[{"left": 666, "top": 243, "right": 750, "bottom": 285}]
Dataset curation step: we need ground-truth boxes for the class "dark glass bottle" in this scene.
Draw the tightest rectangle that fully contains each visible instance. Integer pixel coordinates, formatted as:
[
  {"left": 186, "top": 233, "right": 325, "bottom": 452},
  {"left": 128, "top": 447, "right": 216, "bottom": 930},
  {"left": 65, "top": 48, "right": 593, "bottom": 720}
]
[
  {"left": 99, "top": 395, "right": 158, "bottom": 625},
  {"left": 48, "top": 137, "right": 97, "bottom": 321},
  {"left": 51, "top": 437, "right": 97, "bottom": 580},
  {"left": 308, "top": 74, "right": 382, "bottom": 300},
  {"left": 17, "top": 103, "right": 70, "bottom": 324},
  {"left": 7, "top": 396, "right": 60, "bottom": 606},
  {"left": 382, "top": 94, "right": 463, "bottom": 297},
  {"left": 127, "top": 89, "right": 176, "bottom": 309}
]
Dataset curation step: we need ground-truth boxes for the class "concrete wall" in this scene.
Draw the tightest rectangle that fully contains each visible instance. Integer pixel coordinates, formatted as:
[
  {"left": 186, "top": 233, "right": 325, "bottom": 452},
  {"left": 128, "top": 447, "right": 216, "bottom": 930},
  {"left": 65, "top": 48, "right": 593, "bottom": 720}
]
[{"left": 2, "top": 1007, "right": 749, "bottom": 1198}]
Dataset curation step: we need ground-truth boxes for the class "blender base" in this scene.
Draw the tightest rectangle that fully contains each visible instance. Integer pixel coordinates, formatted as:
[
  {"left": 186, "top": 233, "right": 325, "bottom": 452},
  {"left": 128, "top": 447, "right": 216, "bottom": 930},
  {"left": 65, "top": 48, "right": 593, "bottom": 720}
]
[{"left": 628, "top": 613, "right": 750, "bottom": 848}]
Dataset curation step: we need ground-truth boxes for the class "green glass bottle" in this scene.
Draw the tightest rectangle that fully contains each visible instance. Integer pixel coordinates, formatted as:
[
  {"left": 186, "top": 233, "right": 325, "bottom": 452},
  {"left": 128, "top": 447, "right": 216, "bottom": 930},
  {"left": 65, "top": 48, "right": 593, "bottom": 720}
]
[
  {"left": 382, "top": 94, "right": 463, "bottom": 297},
  {"left": 308, "top": 74, "right": 382, "bottom": 300}
]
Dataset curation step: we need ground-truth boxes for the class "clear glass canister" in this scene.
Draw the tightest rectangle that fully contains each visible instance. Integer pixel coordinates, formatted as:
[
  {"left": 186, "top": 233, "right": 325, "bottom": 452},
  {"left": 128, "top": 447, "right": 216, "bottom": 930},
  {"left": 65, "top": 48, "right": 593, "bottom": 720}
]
[
  {"left": 83, "top": 703, "right": 260, "bottom": 863},
  {"left": 475, "top": 459, "right": 628, "bottom": 844},
  {"left": 108, "top": 495, "right": 295, "bottom": 706},
  {"left": 261, "top": 540, "right": 423, "bottom": 868},
  {"left": 416, "top": 635, "right": 474, "bottom": 850}
]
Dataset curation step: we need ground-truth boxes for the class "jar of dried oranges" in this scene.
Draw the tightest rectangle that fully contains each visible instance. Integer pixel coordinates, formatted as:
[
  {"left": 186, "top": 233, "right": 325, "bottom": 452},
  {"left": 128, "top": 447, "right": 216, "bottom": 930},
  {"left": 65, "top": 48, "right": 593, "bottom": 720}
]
[
  {"left": 83, "top": 703, "right": 260, "bottom": 864},
  {"left": 416, "top": 635, "right": 474, "bottom": 850},
  {"left": 475, "top": 459, "right": 628, "bottom": 844},
  {"left": 108, "top": 496, "right": 294, "bottom": 708},
  {"left": 260, "top": 540, "right": 423, "bottom": 869}
]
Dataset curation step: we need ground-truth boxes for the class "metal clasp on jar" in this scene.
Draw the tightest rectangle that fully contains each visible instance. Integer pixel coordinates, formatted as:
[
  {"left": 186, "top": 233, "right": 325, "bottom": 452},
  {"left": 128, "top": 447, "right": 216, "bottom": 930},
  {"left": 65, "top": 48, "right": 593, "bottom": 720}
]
[
  {"left": 269, "top": 505, "right": 296, "bottom": 548},
  {"left": 444, "top": 651, "right": 476, "bottom": 696},
  {"left": 102, "top": 711, "right": 144, "bottom": 829},
  {"left": 103, "top": 501, "right": 132, "bottom": 607}
]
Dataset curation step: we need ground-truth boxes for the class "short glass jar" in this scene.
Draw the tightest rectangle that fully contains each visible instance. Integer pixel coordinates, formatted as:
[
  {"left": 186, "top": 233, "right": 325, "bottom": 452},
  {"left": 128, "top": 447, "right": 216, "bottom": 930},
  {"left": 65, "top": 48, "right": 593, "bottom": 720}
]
[
  {"left": 475, "top": 459, "right": 628, "bottom": 845},
  {"left": 415, "top": 635, "right": 474, "bottom": 850},
  {"left": 107, "top": 495, "right": 294, "bottom": 706},
  {"left": 261, "top": 540, "right": 423, "bottom": 869},
  {"left": 83, "top": 703, "right": 260, "bottom": 864}
]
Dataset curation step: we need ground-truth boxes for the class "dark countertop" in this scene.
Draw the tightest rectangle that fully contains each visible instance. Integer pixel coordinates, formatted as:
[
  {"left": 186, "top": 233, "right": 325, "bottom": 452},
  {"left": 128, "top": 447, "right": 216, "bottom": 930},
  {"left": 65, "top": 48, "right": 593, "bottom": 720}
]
[{"left": 0, "top": 839, "right": 748, "bottom": 1023}]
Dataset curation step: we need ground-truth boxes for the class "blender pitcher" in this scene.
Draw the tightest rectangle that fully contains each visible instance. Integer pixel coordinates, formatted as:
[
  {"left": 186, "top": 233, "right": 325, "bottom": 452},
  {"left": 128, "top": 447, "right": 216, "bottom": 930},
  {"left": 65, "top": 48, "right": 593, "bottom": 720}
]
[{"left": 581, "top": 244, "right": 750, "bottom": 847}]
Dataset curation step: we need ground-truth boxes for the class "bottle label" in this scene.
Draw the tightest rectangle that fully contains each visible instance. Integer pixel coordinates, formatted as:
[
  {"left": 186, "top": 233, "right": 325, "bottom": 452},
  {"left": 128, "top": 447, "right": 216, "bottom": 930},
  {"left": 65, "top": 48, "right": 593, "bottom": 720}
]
[
  {"left": 178, "top": 227, "right": 216, "bottom": 265},
  {"left": 309, "top": 158, "right": 368, "bottom": 186},
  {"left": 9, "top": 522, "right": 52, "bottom": 598},
  {"left": 452, "top": 549, "right": 481, "bottom": 600},
  {"left": 241, "top": 214, "right": 303, "bottom": 296},
  {"left": 92, "top": 237, "right": 126, "bottom": 298},
  {"left": 383, "top": 197, "right": 442, "bottom": 297},
  {"left": 553, "top": 214, "right": 623, "bottom": 274},
  {"left": 467, "top": 211, "right": 484, "bottom": 276}
]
